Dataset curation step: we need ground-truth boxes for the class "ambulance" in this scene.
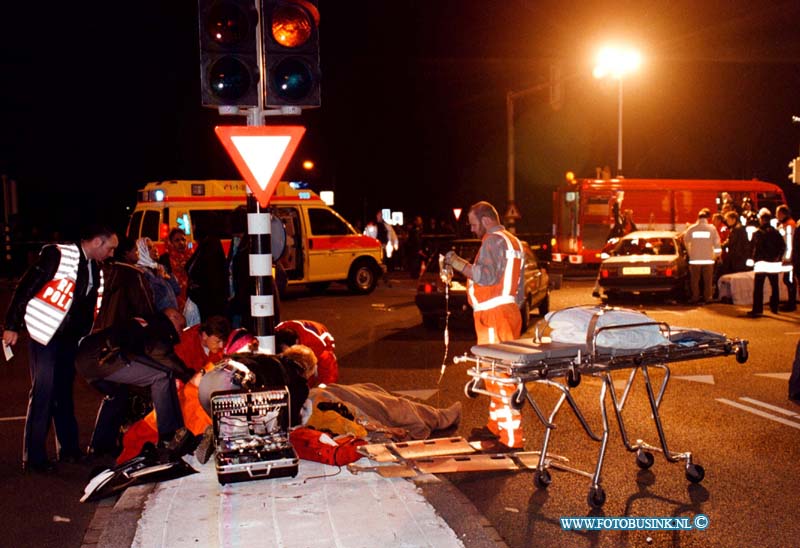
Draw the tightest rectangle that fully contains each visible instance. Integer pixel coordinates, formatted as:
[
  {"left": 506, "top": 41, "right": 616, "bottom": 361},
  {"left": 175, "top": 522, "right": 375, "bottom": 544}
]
[{"left": 127, "top": 180, "right": 385, "bottom": 294}]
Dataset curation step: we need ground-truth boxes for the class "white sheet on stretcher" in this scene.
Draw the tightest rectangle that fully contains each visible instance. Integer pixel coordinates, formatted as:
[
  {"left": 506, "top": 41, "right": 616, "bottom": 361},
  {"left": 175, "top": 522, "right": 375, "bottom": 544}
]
[{"left": 542, "top": 307, "right": 670, "bottom": 349}]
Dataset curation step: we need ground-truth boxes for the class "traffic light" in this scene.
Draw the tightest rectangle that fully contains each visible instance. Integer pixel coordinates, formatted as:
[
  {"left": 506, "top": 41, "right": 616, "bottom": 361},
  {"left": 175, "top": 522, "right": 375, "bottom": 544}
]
[
  {"left": 261, "top": 0, "right": 321, "bottom": 108},
  {"left": 198, "top": 0, "right": 260, "bottom": 108},
  {"left": 790, "top": 157, "right": 799, "bottom": 184}
]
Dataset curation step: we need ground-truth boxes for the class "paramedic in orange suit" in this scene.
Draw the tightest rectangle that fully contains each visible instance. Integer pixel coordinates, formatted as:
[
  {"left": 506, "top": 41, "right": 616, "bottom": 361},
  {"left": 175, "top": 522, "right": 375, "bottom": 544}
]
[{"left": 444, "top": 201, "right": 525, "bottom": 449}]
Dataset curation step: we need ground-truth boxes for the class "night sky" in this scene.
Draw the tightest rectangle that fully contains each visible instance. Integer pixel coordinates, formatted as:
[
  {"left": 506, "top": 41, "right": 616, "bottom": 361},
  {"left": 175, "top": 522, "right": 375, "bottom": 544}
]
[{"left": 1, "top": 1, "right": 800, "bottom": 237}]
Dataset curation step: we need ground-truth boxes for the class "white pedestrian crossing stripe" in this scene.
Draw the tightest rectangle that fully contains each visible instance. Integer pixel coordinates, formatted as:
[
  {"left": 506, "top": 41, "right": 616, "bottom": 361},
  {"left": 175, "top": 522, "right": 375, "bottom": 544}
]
[
  {"left": 717, "top": 398, "right": 800, "bottom": 430},
  {"left": 673, "top": 375, "right": 715, "bottom": 385},
  {"left": 754, "top": 372, "right": 791, "bottom": 381}
]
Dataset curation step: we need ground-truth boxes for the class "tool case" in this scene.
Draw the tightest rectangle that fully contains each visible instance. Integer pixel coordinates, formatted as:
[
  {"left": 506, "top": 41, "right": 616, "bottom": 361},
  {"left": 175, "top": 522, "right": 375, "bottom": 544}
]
[{"left": 211, "top": 387, "right": 299, "bottom": 484}]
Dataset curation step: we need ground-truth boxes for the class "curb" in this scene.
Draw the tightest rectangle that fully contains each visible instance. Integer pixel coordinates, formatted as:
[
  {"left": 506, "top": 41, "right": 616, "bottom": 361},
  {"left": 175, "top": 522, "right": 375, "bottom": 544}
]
[{"left": 416, "top": 475, "right": 509, "bottom": 548}]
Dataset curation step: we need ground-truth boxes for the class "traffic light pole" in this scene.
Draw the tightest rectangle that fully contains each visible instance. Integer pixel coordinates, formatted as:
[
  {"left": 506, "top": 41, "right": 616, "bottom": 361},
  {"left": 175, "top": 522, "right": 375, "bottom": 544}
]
[{"left": 506, "top": 82, "right": 549, "bottom": 232}]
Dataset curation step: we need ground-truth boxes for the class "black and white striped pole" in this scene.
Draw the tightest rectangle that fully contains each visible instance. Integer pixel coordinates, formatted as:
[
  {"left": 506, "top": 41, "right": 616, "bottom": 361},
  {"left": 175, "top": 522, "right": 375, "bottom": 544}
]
[
  {"left": 246, "top": 190, "right": 275, "bottom": 354},
  {"left": 215, "top": 125, "right": 306, "bottom": 355}
]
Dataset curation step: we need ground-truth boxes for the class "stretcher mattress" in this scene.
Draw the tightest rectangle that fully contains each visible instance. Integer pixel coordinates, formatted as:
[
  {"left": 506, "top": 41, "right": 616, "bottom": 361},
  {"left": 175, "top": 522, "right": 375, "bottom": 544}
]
[{"left": 468, "top": 306, "right": 740, "bottom": 377}]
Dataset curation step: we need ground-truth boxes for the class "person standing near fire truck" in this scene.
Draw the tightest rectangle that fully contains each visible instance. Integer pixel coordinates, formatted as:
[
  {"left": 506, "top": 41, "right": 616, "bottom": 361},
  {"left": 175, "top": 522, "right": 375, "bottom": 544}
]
[
  {"left": 776, "top": 205, "right": 796, "bottom": 312},
  {"left": 682, "top": 208, "right": 722, "bottom": 304},
  {"left": 444, "top": 201, "right": 525, "bottom": 450}
]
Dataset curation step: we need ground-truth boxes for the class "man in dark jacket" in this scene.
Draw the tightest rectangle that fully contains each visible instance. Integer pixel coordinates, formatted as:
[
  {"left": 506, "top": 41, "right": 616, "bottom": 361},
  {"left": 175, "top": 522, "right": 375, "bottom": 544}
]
[
  {"left": 86, "top": 236, "right": 157, "bottom": 457},
  {"left": 747, "top": 209, "right": 786, "bottom": 317},
  {"left": 77, "top": 308, "right": 194, "bottom": 456},
  {"left": 3, "top": 224, "right": 118, "bottom": 473},
  {"left": 721, "top": 211, "right": 751, "bottom": 275}
]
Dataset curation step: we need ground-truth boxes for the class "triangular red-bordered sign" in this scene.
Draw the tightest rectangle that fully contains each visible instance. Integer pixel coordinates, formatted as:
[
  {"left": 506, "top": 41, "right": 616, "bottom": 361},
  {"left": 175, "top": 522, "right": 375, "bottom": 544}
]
[{"left": 215, "top": 125, "right": 306, "bottom": 207}]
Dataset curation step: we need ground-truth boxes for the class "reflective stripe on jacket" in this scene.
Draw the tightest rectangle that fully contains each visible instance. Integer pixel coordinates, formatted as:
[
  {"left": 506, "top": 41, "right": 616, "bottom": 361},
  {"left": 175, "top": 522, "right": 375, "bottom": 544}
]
[
  {"left": 23, "top": 244, "right": 81, "bottom": 345},
  {"left": 468, "top": 229, "right": 524, "bottom": 312}
]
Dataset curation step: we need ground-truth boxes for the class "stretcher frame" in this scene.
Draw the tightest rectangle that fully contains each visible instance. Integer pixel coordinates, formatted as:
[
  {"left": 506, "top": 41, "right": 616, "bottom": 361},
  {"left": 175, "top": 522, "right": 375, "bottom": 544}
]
[{"left": 454, "top": 320, "right": 749, "bottom": 508}]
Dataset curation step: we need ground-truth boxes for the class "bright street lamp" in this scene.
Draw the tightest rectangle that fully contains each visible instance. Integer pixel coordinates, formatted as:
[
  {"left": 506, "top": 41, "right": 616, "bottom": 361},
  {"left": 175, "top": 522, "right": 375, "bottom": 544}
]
[{"left": 593, "top": 46, "right": 642, "bottom": 176}]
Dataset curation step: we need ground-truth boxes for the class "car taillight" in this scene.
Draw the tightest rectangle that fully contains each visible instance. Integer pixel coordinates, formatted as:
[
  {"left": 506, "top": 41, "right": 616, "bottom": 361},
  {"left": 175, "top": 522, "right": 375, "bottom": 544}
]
[
  {"left": 665, "top": 267, "right": 674, "bottom": 277},
  {"left": 418, "top": 283, "right": 436, "bottom": 294},
  {"left": 601, "top": 269, "right": 610, "bottom": 278}
]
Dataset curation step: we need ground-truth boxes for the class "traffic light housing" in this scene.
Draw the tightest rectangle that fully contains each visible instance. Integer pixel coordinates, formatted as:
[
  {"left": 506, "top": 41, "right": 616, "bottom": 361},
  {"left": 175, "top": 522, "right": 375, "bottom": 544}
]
[
  {"left": 198, "top": 0, "right": 260, "bottom": 108},
  {"left": 790, "top": 157, "right": 799, "bottom": 184},
  {"left": 261, "top": 0, "right": 321, "bottom": 108}
]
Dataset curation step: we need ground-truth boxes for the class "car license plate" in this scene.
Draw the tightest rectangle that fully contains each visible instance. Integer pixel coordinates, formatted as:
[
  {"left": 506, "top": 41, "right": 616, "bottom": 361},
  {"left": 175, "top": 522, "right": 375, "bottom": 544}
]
[{"left": 622, "top": 266, "right": 651, "bottom": 275}]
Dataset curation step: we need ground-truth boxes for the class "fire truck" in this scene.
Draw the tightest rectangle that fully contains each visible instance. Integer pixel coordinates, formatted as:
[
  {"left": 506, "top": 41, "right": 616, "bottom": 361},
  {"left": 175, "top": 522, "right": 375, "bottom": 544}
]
[
  {"left": 551, "top": 176, "right": 786, "bottom": 267},
  {"left": 128, "top": 180, "right": 385, "bottom": 294}
]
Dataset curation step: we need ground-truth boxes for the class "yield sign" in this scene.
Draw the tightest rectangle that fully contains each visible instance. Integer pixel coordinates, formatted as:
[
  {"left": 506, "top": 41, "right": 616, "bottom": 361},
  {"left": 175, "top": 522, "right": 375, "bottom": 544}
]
[{"left": 215, "top": 125, "right": 306, "bottom": 207}]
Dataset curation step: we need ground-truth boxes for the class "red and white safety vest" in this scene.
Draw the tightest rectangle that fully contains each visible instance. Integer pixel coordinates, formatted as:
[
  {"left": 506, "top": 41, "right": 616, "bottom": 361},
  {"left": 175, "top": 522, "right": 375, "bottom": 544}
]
[
  {"left": 467, "top": 231, "right": 524, "bottom": 312},
  {"left": 23, "top": 244, "right": 104, "bottom": 345}
]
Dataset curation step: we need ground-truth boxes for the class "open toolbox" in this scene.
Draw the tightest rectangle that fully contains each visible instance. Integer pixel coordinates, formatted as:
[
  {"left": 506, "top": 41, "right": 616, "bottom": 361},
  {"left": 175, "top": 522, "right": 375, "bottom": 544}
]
[{"left": 211, "top": 388, "right": 299, "bottom": 484}]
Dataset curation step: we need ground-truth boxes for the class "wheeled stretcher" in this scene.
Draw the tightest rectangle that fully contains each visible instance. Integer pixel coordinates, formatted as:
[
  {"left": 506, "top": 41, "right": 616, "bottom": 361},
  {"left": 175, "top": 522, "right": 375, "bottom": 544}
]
[{"left": 453, "top": 306, "right": 749, "bottom": 508}]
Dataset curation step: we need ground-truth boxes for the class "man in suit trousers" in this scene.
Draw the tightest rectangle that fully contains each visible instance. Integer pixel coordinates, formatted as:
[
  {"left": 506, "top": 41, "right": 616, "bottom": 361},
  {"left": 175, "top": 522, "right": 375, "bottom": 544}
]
[{"left": 2, "top": 224, "right": 118, "bottom": 473}]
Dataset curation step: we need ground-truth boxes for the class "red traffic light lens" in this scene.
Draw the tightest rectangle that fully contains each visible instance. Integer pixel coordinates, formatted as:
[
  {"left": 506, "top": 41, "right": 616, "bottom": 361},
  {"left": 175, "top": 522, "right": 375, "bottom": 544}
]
[
  {"left": 206, "top": 2, "right": 252, "bottom": 46},
  {"left": 271, "top": 5, "right": 312, "bottom": 48}
]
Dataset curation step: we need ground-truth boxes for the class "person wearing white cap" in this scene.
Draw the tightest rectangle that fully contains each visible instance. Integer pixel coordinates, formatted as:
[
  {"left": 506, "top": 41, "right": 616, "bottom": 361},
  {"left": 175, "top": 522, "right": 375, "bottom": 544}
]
[{"left": 747, "top": 208, "right": 786, "bottom": 317}]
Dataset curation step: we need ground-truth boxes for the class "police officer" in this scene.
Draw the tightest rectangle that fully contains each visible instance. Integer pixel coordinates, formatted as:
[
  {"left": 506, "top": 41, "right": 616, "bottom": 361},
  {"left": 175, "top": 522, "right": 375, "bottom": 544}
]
[
  {"left": 445, "top": 201, "right": 525, "bottom": 451},
  {"left": 2, "top": 224, "right": 118, "bottom": 473},
  {"left": 747, "top": 208, "right": 786, "bottom": 317},
  {"left": 776, "top": 205, "right": 796, "bottom": 312},
  {"left": 682, "top": 208, "right": 722, "bottom": 304}
]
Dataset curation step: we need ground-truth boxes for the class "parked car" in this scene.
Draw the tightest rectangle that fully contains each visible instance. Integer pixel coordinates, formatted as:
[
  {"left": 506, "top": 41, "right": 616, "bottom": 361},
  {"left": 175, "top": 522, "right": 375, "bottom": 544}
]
[
  {"left": 415, "top": 238, "right": 550, "bottom": 330},
  {"left": 597, "top": 230, "right": 689, "bottom": 300}
]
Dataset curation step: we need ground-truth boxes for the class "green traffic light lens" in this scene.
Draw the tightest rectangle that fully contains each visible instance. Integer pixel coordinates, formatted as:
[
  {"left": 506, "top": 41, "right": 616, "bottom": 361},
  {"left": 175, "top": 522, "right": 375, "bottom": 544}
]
[
  {"left": 272, "top": 58, "right": 312, "bottom": 100},
  {"left": 206, "top": 2, "right": 250, "bottom": 46},
  {"left": 209, "top": 56, "right": 252, "bottom": 101},
  {"left": 271, "top": 5, "right": 312, "bottom": 48}
]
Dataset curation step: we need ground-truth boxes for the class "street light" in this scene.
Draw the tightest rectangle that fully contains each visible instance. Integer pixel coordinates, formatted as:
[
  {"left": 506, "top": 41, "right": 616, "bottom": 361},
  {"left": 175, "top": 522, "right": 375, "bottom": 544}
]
[{"left": 593, "top": 46, "right": 642, "bottom": 177}]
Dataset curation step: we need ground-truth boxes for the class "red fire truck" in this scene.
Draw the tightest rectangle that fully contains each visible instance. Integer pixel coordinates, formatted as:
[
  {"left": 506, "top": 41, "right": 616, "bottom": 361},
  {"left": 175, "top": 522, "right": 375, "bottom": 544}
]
[{"left": 551, "top": 177, "right": 786, "bottom": 267}]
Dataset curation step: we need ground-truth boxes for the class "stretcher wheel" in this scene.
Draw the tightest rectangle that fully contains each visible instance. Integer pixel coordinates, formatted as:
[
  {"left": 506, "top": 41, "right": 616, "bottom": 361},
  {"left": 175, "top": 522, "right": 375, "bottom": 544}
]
[
  {"left": 735, "top": 346, "right": 748, "bottom": 364},
  {"left": 510, "top": 386, "right": 527, "bottom": 410},
  {"left": 587, "top": 485, "right": 606, "bottom": 508},
  {"left": 567, "top": 369, "right": 581, "bottom": 388},
  {"left": 464, "top": 379, "right": 481, "bottom": 399},
  {"left": 685, "top": 463, "right": 705, "bottom": 484},
  {"left": 534, "top": 469, "right": 551, "bottom": 489},
  {"left": 636, "top": 450, "right": 654, "bottom": 470}
]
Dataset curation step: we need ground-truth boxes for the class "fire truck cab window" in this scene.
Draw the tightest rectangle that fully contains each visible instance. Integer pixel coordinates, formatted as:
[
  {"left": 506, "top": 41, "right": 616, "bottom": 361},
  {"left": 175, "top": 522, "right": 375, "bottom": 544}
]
[
  {"left": 307, "top": 208, "right": 352, "bottom": 236},
  {"left": 141, "top": 210, "right": 160, "bottom": 241}
]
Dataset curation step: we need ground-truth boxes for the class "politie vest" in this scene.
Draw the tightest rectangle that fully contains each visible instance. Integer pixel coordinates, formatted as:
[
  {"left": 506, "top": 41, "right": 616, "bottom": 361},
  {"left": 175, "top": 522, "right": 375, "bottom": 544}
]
[
  {"left": 468, "top": 230, "right": 524, "bottom": 312},
  {"left": 23, "top": 244, "right": 104, "bottom": 345}
]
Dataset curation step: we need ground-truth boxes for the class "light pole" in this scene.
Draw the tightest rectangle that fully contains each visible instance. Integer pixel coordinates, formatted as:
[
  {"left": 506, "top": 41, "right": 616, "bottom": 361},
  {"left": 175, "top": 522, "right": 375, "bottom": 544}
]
[{"left": 593, "top": 46, "right": 641, "bottom": 177}]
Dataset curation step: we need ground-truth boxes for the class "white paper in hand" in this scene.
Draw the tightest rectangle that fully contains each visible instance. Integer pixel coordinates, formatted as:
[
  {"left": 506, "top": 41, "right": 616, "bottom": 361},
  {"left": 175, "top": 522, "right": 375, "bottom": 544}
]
[{"left": 3, "top": 341, "right": 13, "bottom": 362}]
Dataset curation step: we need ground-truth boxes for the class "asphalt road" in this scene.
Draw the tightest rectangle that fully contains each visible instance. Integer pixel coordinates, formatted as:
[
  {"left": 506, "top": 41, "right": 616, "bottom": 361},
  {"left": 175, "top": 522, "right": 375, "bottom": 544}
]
[{"left": 0, "top": 274, "right": 798, "bottom": 547}]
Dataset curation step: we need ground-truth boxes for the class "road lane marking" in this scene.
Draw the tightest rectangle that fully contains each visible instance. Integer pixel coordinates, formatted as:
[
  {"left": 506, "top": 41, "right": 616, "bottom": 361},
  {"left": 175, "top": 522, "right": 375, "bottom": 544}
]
[
  {"left": 754, "top": 373, "right": 791, "bottom": 381},
  {"left": 738, "top": 397, "right": 800, "bottom": 419},
  {"left": 673, "top": 375, "right": 715, "bottom": 385},
  {"left": 716, "top": 398, "right": 800, "bottom": 430},
  {"left": 0, "top": 416, "right": 25, "bottom": 422}
]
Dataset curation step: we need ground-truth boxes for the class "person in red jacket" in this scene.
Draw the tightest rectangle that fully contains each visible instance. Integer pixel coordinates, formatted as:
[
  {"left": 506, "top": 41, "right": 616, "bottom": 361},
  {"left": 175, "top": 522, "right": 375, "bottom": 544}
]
[
  {"left": 173, "top": 315, "right": 231, "bottom": 372},
  {"left": 275, "top": 320, "right": 338, "bottom": 386}
]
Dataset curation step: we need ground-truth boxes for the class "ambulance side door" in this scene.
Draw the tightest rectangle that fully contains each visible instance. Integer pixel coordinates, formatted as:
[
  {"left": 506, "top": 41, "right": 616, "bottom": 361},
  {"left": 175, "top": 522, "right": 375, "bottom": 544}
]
[{"left": 304, "top": 206, "right": 357, "bottom": 282}]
